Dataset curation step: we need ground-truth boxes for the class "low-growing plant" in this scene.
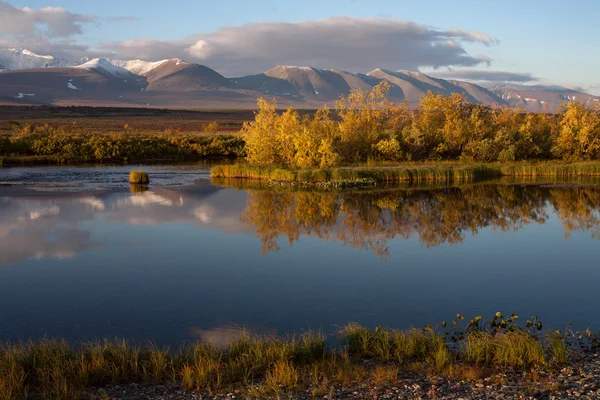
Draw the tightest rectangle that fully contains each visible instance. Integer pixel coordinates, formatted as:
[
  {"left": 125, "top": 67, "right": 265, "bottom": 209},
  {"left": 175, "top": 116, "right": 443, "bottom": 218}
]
[{"left": 129, "top": 171, "right": 149, "bottom": 184}]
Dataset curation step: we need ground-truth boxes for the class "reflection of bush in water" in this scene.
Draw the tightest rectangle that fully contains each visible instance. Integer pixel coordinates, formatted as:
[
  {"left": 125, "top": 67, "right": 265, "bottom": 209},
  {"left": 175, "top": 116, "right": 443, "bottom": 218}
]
[
  {"left": 241, "top": 185, "right": 600, "bottom": 258},
  {"left": 129, "top": 184, "right": 149, "bottom": 194}
]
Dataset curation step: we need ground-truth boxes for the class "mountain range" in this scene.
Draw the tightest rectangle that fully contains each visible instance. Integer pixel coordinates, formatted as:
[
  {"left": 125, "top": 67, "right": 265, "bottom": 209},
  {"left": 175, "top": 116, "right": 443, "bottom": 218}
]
[{"left": 1, "top": 48, "right": 599, "bottom": 111}]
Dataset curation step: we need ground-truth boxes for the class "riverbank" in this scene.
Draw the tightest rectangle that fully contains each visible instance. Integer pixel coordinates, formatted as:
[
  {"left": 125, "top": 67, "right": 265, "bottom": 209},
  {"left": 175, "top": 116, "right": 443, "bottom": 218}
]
[
  {"left": 2, "top": 317, "right": 599, "bottom": 399},
  {"left": 210, "top": 162, "right": 600, "bottom": 187},
  {"left": 89, "top": 353, "right": 600, "bottom": 399}
]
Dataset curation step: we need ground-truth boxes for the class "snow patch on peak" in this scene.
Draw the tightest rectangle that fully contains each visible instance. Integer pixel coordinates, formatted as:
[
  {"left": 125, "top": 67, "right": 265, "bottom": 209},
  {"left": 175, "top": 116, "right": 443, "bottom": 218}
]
[
  {"left": 278, "top": 65, "right": 316, "bottom": 72},
  {"left": 367, "top": 68, "right": 396, "bottom": 76},
  {"left": 76, "top": 58, "right": 132, "bottom": 76},
  {"left": 110, "top": 59, "right": 170, "bottom": 76},
  {"left": 19, "top": 49, "right": 54, "bottom": 60},
  {"left": 78, "top": 58, "right": 178, "bottom": 77}
]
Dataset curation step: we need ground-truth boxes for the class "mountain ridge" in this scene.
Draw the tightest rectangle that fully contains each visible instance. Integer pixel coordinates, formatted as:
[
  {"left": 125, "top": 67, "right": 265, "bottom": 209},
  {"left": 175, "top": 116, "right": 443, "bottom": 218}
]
[{"left": 0, "top": 49, "right": 598, "bottom": 111}]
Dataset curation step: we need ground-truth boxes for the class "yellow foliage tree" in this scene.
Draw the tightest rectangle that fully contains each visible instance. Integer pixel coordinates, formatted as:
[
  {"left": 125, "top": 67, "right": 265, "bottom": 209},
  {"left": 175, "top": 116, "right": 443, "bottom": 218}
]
[
  {"left": 293, "top": 108, "right": 340, "bottom": 168},
  {"left": 554, "top": 102, "right": 600, "bottom": 160},
  {"left": 336, "top": 81, "right": 395, "bottom": 162},
  {"left": 242, "top": 98, "right": 284, "bottom": 166}
]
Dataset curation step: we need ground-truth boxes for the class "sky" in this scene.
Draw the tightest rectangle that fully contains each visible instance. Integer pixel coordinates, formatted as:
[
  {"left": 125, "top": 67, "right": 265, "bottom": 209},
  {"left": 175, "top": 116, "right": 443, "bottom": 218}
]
[{"left": 1, "top": 0, "right": 599, "bottom": 94}]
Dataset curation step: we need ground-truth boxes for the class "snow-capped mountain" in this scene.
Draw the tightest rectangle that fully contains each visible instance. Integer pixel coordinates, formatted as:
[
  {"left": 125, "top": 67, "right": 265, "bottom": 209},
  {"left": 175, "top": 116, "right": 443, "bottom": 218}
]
[
  {"left": 1, "top": 48, "right": 599, "bottom": 110},
  {"left": 75, "top": 58, "right": 175, "bottom": 77},
  {"left": 0, "top": 49, "right": 72, "bottom": 72}
]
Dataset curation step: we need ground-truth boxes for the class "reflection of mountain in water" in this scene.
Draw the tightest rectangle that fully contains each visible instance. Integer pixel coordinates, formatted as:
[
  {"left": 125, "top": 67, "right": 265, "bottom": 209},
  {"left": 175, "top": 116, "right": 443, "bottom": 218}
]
[
  {"left": 240, "top": 184, "right": 600, "bottom": 259},
  {"left": 0, "top": 183, "right": 247, "bottom": 267}
]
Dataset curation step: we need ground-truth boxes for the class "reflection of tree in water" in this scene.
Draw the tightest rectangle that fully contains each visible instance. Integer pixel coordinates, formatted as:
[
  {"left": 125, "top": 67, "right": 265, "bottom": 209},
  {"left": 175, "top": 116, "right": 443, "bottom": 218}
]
[
  {"left": 241, "top": 191, "right": 339, "bottom": 255},
  {"left": 241, "top": 185, "right": 600, "bottom": 258},
  {"left": 548, "top": 188, "right": 600, "bottom": 239}
]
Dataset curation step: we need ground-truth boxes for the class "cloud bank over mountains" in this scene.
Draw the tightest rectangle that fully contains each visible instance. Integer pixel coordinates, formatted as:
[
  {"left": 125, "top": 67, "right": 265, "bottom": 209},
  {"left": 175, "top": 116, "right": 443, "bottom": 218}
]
[
  {"left": 1, "top": 1, "right": 496, "bottom": 76},
  {"left": 100, "top": 18, "right": 496, "bottom": 76},
  {"left": 429, "top": 70, "right": 540, "bottom": 85}
]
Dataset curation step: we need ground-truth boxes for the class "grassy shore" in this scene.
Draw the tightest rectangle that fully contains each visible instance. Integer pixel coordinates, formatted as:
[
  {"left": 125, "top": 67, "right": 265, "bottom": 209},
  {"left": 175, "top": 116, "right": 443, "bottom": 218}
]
[
  {"left": 0, "top": 133, "right": 244, "bottom": 167},
  {"left": 210, "top": 162, "right": 600, "bottom": 187},
  {"left": 1, "top": 315, "right": 596, "bottom": 400}
]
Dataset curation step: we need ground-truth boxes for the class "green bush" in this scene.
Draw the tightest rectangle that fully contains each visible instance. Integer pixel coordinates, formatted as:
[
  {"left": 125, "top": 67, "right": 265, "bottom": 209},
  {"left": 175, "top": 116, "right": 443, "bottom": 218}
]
[
  {"left": 1, "top": 124, "right": 245, "bottom": 164},
  {"left": 129, "top": 171, "right": 149, "bottom": 184}
]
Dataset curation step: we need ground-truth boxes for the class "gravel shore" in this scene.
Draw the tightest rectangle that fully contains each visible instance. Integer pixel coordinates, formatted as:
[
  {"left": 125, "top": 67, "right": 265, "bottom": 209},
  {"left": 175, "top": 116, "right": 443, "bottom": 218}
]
[{"left": 89, "top": 353, "right": 600, "bottom": 400}]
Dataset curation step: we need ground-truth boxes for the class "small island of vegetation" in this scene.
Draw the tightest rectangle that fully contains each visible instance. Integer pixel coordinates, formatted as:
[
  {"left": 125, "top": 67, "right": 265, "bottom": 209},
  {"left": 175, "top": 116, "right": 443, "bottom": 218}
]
[{"left": 212, "top": 82, "right": 600, "bottom": 186}]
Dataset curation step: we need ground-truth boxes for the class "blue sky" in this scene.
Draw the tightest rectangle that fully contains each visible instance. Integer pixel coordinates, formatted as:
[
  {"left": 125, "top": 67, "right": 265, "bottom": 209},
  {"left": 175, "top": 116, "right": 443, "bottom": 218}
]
[{"left": 2, "top": 0, "right": 599, "bottom": 92}]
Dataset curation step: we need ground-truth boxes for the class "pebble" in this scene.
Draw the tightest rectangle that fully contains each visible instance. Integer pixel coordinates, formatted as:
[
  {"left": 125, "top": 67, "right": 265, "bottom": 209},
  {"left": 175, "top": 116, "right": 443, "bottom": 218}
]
[{"left": 86, "top": 352, "right": 600, "bottom": 399}]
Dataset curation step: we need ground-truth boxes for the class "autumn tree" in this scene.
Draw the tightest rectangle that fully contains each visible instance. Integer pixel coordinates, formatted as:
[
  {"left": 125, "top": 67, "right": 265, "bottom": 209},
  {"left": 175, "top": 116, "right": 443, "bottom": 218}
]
[
  {"left": 293, "top": 107, "right": 340, "bottom": 168},
  {"left": 553, "top": 102, "right": 600, "bottom": 160},
  {"left": 336, "top": 81, "right": 395, "bottom": 162},
  {"left": 203, "top": 121, "right": 220, "bottom": 135},
  {"left": 242, "top": 98, "right": 290, "bottom": 166}
]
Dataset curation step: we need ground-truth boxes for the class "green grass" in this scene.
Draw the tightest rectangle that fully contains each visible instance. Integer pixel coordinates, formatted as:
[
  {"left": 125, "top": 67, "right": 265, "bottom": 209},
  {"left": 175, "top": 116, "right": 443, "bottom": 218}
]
[
  {"left": 0, "top": 316, "right": 590, "bottom": 399},
  {"left": 129, "top": 171, "right": 150, "bottom": 184},
  {"left": 210, "top": 164, "right": 501, "bottom": 185},
  {"left": 211, "top": 162, "right": 600, "bottom": 187},
  {"left": 463, "top": 332, "right": 546, "bottom": 369}
]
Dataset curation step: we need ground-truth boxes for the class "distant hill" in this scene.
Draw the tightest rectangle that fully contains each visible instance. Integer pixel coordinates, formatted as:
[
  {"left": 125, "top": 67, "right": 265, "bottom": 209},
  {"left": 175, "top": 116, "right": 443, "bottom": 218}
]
[
  {"left": 489, "top": 84, "right": 600, "bottom": 112},
  {"left": 0, "top": 49, "right": 598, "bottom": 110}
]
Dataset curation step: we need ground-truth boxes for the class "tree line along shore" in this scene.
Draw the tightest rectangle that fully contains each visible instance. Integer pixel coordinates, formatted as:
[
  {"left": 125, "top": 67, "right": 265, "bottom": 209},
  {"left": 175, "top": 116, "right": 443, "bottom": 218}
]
[{"left": 1, "top": 82, "right": 600, "bottom": 174}]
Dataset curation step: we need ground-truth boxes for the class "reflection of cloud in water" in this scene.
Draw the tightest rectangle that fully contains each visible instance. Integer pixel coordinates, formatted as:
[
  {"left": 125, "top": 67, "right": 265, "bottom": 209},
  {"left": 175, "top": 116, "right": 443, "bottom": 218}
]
[
  {"left": 0, "top": 185, "right": 248, "bottom": 267},
  {"left": 117, "top": 192, "right": 175, "bottom": 208},
  {"left": 188, "top": 324, "right": 275, "bottom": 348},
  {"left": 17, "top": 205, "right": 60, "bottom": 221},
  {"left": 193, "top": 205, "right": 213, "bottom": 223},
  {"left": 106, "top": 188, "right": 248, "bottom": 233},
  {"left": 77, "top": 197, "right": 106, "bottom": 211},
  {"left": 34, "top": 251, "right": 76, "bottom": 260},
  {"left": 1, "top": 226, "right": 101, "bottom": 267}
]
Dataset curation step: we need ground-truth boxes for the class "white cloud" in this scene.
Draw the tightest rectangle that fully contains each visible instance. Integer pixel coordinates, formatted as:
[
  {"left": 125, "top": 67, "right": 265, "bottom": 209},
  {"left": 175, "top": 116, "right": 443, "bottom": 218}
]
[
  {"left": 430, "top": 69, "right": 539, "bottom": 83},
  {"left": 187, "top": 40, "right": 212, "bottom": 59},
  {"left": 0, "top": 1, "right": 133, "bottom": 61},
  {"left": 100, "top": 17, "right": 497, "bottom": 76},
  {"left": 446, "top": 28, "right": 498, "bottom": 45},
  {"left": 0, "top": 1, "right": 98, "bottom": 37}
]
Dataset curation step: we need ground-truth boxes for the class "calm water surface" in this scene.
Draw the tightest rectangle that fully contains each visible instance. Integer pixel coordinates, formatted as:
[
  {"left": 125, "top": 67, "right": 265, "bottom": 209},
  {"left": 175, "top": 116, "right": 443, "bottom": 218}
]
[{"left": 1, "top": 165, "right": 600, "bottom": 345}]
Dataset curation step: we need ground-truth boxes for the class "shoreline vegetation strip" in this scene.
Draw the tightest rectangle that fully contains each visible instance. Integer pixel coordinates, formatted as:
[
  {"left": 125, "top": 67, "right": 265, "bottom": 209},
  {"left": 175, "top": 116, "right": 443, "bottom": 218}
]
[
  {"left": 1, "top": 315, "right": 599, "bottom": 399},
  {"left": 210, "top": 162, "right": 600, "bottom": 186},
  {"left": 2, "top": 82, "right": 600, "bottom": 168}
]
